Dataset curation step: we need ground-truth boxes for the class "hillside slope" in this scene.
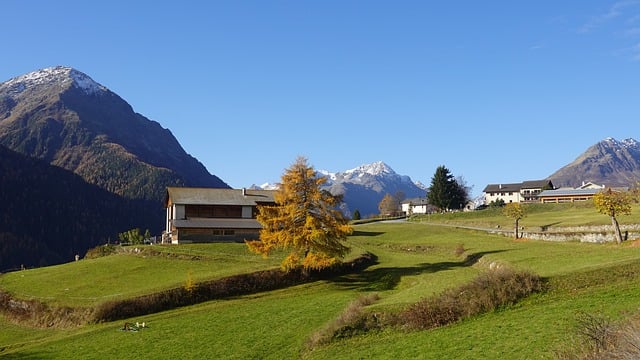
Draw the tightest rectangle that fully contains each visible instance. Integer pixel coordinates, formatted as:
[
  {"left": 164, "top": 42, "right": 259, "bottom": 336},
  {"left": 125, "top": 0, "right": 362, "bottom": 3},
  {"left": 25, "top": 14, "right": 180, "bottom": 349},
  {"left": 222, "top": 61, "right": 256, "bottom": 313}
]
[
  {"left": 0, "top": 66, "right": 229, "bottom": 202},
  {"left": 0, "top": 145, "right": 158, "bottom": 271},
  {"left": 549, "top": 137, "right": 640, "bottom": 188}
]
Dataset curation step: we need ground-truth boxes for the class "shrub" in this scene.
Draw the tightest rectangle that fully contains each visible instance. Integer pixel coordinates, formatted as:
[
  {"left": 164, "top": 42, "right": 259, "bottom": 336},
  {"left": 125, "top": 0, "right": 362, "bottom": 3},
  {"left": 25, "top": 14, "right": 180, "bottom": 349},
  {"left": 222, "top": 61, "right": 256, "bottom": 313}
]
[
  {"left": 454, "top": 243, "right": 465, "bottom": 257},
  {"left": 399, "top": 267, "right": 544, "bottom": 330},
  {"left": 557, "top": 312, "right": 640, "bottom": 359},
  {"left": 0, "top": 290, "right": 91, "bottom": 328},
  {"left": 307, "top": 293, "right": 381, "bottom": 349},
  {"left": 84, "top": 244, "right": 117, "bottom": 259},
  {"left": 92, "top": 253, "right": 378, "bottom": 323}
]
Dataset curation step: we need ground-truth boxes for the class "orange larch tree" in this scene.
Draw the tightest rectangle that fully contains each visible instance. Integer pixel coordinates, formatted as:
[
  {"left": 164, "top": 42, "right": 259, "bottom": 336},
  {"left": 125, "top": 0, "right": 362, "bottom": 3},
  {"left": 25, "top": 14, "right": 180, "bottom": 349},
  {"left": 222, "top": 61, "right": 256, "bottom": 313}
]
[{"left": 246, "top": 156, "right": 352, "bottom": 271}]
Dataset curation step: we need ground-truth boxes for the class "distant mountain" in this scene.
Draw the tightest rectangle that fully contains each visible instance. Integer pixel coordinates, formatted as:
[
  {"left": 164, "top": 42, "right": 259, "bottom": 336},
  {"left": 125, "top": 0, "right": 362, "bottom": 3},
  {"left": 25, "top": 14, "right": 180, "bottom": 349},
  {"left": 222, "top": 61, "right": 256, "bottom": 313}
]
[
  {"left": 0, "top": 144, "right": 157, "bottom": 271},
  {"left": 254, "top": 161, "right": 427, "bottom": 217},
  {"left": 549, "top": 137, "right": 640, "bottom": 188},
  {"left": 0, "top": 66, "right": 229, "bottom": 202}
]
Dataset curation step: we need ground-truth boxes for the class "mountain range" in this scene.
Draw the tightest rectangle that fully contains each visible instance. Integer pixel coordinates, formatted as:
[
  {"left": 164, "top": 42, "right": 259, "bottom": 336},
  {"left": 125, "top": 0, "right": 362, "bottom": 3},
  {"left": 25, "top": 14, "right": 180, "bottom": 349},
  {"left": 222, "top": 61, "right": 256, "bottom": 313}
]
[
  {"left": 2, "top": 66, "right": 640, "bottom": 269},
  {"left": 253, "top": 161, "right": 428, "bottom": 217},
  {"left": 548, "top": 137, "right": 640, "bottom": 188}
]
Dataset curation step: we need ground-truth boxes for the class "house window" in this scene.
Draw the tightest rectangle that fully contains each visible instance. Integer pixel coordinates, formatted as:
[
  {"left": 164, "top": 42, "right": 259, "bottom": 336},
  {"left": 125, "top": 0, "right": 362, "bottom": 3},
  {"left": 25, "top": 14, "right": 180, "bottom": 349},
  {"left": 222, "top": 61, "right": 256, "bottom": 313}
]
[{"left": 185, "top": 205, "right": 242, "bottom": 218}]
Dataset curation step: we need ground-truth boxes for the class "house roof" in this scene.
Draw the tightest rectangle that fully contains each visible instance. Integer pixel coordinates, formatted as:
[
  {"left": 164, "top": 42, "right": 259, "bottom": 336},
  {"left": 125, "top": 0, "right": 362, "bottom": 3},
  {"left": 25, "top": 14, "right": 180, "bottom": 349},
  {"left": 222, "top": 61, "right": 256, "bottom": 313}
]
[
  {"left": 483, "top": 179, "right": 551, "bottom": 193},
  {"left": 401, "top": 197, "right": 429, "bottom": 205},
  {"left": 521, "top": 180, "right": 553, "bottom": 189},
  {"left": 165, "top": 187, "right": 276, "bottom": 207},
  {"left": 538, "top": 188, "right": 602, "bottom": 197},
  {"left": 483, "top": 183, "right": 522, "bottom": 193}
]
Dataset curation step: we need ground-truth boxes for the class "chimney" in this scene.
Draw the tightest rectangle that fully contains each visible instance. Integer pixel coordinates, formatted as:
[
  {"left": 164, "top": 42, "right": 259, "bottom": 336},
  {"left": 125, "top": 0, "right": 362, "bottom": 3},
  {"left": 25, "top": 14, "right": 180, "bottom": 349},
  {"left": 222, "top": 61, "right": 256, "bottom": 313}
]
[{"left": 242, "top": 188, "right": 246, "bottom": 196}]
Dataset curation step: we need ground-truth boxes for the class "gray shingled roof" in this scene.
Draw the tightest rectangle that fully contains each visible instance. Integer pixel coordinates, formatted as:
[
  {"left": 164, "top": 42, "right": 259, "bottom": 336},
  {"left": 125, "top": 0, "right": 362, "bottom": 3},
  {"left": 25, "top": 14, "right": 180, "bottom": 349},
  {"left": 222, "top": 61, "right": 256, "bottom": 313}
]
[
  {"left": 166, "top": 187, "right": 276, "bottom": 207},
  {"left": 483, "top": 180, "right": 552, "bottom": 193},
  {"left": 401, "top": 197, "right": 429, "bottom": 205},
  {"left": 483, "top": 183, "right": 522, "bottom": 192},
  {"left": 521, "top": 180, "right": 553, "bottom": 189},
  {"left": 538, "top": 188, "right": 601, "bottom": 197}
]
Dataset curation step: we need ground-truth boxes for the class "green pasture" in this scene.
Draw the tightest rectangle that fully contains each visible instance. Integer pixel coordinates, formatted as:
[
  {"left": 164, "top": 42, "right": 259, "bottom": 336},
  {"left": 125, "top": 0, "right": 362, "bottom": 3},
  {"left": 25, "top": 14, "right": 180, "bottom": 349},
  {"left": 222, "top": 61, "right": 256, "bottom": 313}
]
[
  {"left": 0, "top": 243, "right": 284, "bottom": 307},
  {"left": 3, "top": 211, "right": 640, "bottom": 358},
  {"left": 414, "top": 202, "right": 640, "bottom": 230}
]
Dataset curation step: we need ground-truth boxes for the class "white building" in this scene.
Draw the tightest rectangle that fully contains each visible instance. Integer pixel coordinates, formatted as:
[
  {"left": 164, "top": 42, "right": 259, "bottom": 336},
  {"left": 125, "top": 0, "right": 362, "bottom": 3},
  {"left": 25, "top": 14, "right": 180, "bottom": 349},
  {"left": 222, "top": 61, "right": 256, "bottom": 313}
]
[{"left": 483, "top": 180, "right": 554, "bottom": 204}]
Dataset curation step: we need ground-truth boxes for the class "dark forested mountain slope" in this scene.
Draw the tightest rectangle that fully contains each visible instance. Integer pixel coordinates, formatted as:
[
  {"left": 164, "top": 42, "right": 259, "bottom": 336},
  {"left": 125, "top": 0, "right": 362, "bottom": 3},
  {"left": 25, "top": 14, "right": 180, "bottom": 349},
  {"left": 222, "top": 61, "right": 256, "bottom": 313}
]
[
  {"left": 0, "top": 66, "right": 229, "bottom": 203},
  {"left": 0, "top": 145, "right": 159, "bottom": 271}
]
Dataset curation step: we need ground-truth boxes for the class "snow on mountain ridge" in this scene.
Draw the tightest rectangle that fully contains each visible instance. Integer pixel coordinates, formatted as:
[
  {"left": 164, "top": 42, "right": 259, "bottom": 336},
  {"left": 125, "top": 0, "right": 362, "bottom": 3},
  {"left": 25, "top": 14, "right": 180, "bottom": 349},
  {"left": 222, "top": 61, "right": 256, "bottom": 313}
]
[
  {"left": 345, "top": 161, "right": 395, "bottom": 176},
  {"left": 621, "top": 138, "right": 639, "bottom": 149},
  {"left": 2, "top": 66, "right": 107, "bottom": 96},
  {"left": 601, "top": 137, "right": 640, "bottom": 152}
]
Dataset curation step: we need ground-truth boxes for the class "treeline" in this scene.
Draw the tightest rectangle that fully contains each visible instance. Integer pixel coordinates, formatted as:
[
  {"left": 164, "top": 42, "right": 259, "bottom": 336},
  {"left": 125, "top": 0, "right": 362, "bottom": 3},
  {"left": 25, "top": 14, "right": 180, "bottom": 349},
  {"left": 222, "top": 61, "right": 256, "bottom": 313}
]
[{"left": 0, "top": 145, "right": 162, "bottom": 271}]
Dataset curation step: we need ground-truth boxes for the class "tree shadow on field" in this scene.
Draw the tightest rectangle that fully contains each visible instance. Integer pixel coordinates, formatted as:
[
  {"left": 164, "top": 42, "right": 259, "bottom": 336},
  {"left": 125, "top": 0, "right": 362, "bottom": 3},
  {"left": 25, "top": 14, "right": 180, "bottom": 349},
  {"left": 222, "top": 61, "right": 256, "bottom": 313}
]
[
  {"left": 0, "top": 350, "right": 54, "bottom": 359},
  {"left": 350, "top": 230, "right": 385, "bottom": 237},
  {"left": 331, "top": 250, "right": 507, "bottom": 292},
  {"left": 540, "top": 222, "right": 562, "bottom": 231}
]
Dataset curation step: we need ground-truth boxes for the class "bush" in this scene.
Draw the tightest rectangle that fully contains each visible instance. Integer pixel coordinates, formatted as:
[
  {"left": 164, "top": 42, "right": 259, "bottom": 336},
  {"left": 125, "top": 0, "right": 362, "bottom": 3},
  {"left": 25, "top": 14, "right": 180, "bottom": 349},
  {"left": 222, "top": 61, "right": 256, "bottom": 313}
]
[
  {"left": 399, "top": 267, "right": 544, "bottom": 330},
  {"left": 557, "top": 312, "right": 640, "bottom": 360},
  {"left": 84, "top": 244, "right": 117, "bottom": 259},
  {"left": 93, "top": 253, "right": 378, "bottom": 323},
  {"left": 307, "top": 293, "right": 381, "bottom": 348}
]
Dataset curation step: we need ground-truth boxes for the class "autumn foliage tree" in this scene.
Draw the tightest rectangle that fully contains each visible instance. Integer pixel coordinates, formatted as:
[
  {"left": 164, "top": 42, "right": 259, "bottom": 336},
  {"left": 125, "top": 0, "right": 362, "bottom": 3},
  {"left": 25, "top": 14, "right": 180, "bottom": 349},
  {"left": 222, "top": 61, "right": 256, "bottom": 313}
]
[
  {"left": 593, "top": 188, "right": 632, "bottom": 244},
  {"left": 378, "top": 193, "right": 399, "bottom": 216},
  {"left": 502, "top": 203, "right": 526, "bottom": 239},
  {"left": 246, "top": 157, "right": 353, "bottom": 271}
]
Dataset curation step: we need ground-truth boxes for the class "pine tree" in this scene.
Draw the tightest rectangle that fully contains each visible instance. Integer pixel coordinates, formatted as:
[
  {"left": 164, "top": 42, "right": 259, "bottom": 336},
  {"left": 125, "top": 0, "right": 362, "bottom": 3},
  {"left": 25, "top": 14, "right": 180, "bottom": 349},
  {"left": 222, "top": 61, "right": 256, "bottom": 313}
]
[
  {"left": 427, "top": 165, "right": 467, "bottom": 211},
  {"left": 246, "top": 157, "right": 352, "bottom": 271}
]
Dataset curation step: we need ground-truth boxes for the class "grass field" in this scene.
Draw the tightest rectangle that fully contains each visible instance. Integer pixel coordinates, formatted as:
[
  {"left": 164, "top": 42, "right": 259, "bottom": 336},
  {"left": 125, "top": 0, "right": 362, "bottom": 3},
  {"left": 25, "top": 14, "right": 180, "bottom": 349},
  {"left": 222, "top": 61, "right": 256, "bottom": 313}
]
[
  {"left": 414, "top": 202, "right": 640, "bottom": 230},
  {"left": 3, "top": 207, "right": 640, "bottom": 359}
]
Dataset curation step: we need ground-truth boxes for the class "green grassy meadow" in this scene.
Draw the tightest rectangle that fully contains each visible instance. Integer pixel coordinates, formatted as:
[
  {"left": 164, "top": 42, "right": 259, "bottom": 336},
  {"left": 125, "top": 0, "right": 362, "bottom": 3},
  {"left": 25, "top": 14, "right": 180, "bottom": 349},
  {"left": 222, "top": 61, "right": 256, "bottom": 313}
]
[{"left": 3, "top": 205, "right": 640, "bottom": 359}]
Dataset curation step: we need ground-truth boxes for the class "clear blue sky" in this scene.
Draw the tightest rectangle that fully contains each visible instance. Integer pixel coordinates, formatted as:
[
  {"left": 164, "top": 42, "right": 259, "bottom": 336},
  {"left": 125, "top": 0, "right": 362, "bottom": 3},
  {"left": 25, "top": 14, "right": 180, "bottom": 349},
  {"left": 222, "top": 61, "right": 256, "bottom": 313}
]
[{"left": 3, "top": 1, "right": 639, "bottom": 197}]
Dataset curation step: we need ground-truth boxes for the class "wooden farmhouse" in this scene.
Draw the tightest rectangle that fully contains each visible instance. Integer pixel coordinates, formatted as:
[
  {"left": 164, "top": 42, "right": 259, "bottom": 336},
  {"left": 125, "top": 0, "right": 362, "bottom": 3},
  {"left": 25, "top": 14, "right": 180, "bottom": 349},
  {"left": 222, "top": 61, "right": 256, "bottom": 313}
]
[{"left": 163, "top": 187, "right": 276, "bottom": 244}]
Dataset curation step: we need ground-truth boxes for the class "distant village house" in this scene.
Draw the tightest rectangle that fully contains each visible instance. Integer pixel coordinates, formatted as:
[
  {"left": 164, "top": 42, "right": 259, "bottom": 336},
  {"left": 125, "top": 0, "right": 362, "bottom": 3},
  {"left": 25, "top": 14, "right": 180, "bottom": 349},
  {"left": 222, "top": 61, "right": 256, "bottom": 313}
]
[
  {"left": 483, "top": 180, "right": 614, "bottom": 204},
  {"left": 163, "top": 187, "right": 276, "bottom": 244},
  {"left": 401, "top": 198, "right": 436, "bottom": 215},
  {"left": 537, "top": 181, "right": 608, "bottom": 203},
  {"left": 483, "top": 180, "right": 554, "bottom": 204}
]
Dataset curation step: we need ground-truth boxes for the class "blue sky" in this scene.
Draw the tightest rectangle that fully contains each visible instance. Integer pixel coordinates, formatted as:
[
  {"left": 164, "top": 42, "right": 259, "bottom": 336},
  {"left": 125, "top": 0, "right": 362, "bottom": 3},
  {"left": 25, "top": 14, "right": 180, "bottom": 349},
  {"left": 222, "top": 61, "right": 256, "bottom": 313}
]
[{"left": 2, "top": 1, "right": 639, "bottom": 197}]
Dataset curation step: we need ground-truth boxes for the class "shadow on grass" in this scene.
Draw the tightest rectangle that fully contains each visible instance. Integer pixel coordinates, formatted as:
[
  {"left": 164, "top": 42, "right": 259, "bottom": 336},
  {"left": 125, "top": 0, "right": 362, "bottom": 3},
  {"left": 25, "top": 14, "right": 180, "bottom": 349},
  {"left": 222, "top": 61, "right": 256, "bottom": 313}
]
[
  {"left": 0, "top": 350, "right": 51, "bottom": 359},
  {"left": 330, "top": 250, "right": 507, "bottom": 291},
  {"left": 351, "top": 230, "right": 385, "bottom": 237},
  {"left": 540, "top": 222, "right": 562, "bottom": 231}
]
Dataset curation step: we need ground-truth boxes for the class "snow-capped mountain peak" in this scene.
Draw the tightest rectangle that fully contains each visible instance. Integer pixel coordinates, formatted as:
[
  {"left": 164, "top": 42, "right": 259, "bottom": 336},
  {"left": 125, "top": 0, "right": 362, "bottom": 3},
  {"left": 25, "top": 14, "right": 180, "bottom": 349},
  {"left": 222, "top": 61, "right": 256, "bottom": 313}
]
[
  {"left": 345, "top": 161, "right": 396, "bottom": 176},
  {"left": 621, "top": 138, "right": 639, "bottom": 149},
  {"left": 253, "top": 161, "right": 425, "bottom": 217},
  {"left": 2, "top": 66, "right": 107, "bottom": 96}
]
